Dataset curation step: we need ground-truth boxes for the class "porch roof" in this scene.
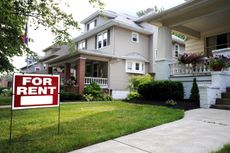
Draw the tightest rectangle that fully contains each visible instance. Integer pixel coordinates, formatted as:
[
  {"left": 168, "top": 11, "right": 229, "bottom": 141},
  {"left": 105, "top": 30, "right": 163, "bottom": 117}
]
[{"left": 136, "top": 0, "right": 230, "bottom": 38}]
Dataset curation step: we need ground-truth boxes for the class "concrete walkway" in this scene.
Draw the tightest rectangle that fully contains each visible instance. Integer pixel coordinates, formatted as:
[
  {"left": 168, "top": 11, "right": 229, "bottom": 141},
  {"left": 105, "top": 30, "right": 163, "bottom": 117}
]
[{"left": 70, "top": 109, "right": 230, "bottom": 153}]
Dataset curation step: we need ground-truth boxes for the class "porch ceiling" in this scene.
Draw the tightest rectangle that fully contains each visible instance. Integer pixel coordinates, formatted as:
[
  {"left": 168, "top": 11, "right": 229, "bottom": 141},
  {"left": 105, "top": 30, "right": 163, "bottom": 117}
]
[{"left": 140, "top": 0, "right": 230, "bottom": 38}]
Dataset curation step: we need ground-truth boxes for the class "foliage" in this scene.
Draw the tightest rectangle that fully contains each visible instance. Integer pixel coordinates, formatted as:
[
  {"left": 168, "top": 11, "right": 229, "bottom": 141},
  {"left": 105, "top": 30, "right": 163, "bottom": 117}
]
[
  {"left": 178, "top": 53, "right": 204, "bottom": 64},
  {"left": 0, "top": 0, "right": 103, "bottom": 72},
  {"left": 138, "top": 81, "right": 184, "bottom": 100},
  {"left": 0, "top": 102, "right": 184, "bottom": 153},
  {"left": 0, "top": 87, "right": 9, "bottom": 94},
  {"left": 83, "top": 94, "right": 94, "bottom": 102},
  {"left": 165, "top": 99, "right": 177, "bottom": 106},
  {"left": 60, "top": 92, "right": 83, "bottom": 101},
  {"left": 127, "top": 92, "right": 141, "bottom": 101},
  {"left": 136, "top": 6, "right": 164, "bottom": 17},
  {"left": 83, "top": 82, "right": 112, "bottom": 101},
  {"left": 1, "top": 88, "right": 12, "bottom": 97},
  {"left": 189, "top": 78, "right": 200, "bottom": 103},
  {"left": 213, "top": 144, "right": 230, "bottom": 153},
  {"left": 209, "top": 55, "right": 230, "bottom": 71},
  {"left": 129, "top": 74, "right": 153, "bottom": 91}
]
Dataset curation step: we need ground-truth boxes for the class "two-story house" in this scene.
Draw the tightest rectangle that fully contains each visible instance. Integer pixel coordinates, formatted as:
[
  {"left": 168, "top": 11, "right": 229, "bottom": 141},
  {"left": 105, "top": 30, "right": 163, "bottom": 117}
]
[{"left": 40, "top": 10, "right": 185, "bottom": 99}]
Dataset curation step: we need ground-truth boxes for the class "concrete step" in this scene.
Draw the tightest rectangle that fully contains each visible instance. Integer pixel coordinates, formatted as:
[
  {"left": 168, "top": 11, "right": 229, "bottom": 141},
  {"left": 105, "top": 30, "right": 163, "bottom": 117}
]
[
  {"left": 216, "top": 98, "right": 230, "bottom": 105},
  {"left": 211, "top": 104, "right": 230, "bottom": 110},
  {"left": 222, "top": 93, "right": 230, "bottom": 98}
]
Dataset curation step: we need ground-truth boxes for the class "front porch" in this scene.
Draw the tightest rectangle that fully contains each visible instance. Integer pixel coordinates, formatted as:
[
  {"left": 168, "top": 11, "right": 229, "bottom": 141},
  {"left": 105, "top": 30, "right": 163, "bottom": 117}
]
[{"left": 48, "top": 57, "right": 109, "bottom": 93}]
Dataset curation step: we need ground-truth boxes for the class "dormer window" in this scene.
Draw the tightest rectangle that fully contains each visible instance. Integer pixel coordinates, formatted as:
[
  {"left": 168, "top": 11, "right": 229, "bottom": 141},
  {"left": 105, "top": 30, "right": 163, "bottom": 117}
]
[
  {"left": 78, "top": 40, "right": 86, "bottom": 50},
  {"left": 86, "top": 19, "right": 97, "bottom": 31},
  {"left": 132, "top": 32, "right": 139, "bottom": 43}
]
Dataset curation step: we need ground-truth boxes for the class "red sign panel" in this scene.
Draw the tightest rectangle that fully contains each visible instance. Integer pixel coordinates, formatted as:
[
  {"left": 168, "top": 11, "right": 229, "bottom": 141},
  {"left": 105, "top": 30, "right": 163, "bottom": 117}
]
[{"left": 12, "top": 73, "right": 60, "bottom": 110}]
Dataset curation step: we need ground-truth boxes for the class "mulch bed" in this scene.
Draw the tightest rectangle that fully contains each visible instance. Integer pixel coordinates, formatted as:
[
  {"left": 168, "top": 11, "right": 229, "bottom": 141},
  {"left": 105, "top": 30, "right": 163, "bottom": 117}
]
[{"left": 126, "top": 99, "right": 199, "bottom": 111}]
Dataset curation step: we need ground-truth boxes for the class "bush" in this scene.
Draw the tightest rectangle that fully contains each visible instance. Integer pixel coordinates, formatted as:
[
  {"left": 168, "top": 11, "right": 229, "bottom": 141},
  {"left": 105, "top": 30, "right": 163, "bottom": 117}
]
[
  {"left": 1, "top": 88, "right": 12, "bottom": 97},
  {"left": 126, "top": 92, "right": 141, "bottom": 101},
  {"left": 83, "top": 82, "right": 112, "bottom": 101},
  {"left": 60, "top": 92, "right": 83, "bottom": 101},
  {"left": 129, "top": 74, "right": 153, "bottom": 91},
  {"left": 189, "top": 78, "right": 200, "bottom": 103},
  {"left": 0, "top": 87, "right": 8, "bottom": 94},
  {"left": 138, "top": 80, "right": 184, "bottom": 100}
]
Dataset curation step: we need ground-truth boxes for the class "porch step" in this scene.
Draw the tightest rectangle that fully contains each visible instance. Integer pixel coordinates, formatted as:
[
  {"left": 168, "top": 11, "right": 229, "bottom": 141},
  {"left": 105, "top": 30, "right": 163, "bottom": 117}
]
[
  {"left": 221, "top": 93, "right": 230, "bottom": 98},
  {"left": 211, "top": 104, "right": 230, "bottom": 110},
  {"left": 216, "top": 98, "right": 230, "bottom": 105}
]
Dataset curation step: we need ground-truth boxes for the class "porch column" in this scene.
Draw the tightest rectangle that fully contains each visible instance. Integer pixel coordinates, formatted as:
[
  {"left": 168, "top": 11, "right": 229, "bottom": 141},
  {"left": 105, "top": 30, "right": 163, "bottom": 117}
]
[
  {"left": 48, "top": 66, "right": 53, "bottom": 74},
  {"left": 76, "top": 57, "right": 86, "bottom": 94},
  {"left": 155, "top": 26, "right": 173, "bottom": 80},
  {"left": 64, "top": 63, "right": 71, "bottom": 82}
]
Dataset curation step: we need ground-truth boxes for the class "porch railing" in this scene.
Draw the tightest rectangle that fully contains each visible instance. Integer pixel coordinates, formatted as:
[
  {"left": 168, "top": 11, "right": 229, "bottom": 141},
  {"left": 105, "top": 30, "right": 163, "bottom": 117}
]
[
  {"left": 84, "top": 77, "right": 108, "bottom": 88},
  {"left": 170, "top": 63, "right": 210, "bottom": 76}
]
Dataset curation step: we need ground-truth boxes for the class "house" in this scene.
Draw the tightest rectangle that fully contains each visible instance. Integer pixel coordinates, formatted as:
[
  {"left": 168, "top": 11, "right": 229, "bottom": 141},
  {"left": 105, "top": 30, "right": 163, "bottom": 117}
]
[
  {"left": 137, "top": 0, "right": 230, "bottom": 108},
  {"left": 41, "top": 10, "right": 184, "bottom": 99},
  {"left": 20, "top": 57, "right": 46, "bottom": 73}
]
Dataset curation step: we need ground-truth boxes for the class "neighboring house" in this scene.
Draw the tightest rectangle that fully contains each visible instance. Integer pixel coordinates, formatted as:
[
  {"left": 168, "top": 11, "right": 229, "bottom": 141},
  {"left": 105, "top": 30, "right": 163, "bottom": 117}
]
[
  {"left": 41, "top": 10, "right": 184, "bottom": 99},
  {"left": 0, "top": 75, "right": 12, "bottom": 88},
  {"left": 137, "top": 0, "right": 230, "bottom": 108},
  {"left": 20, "top": 57, "right": 46, "bottom": 73}
]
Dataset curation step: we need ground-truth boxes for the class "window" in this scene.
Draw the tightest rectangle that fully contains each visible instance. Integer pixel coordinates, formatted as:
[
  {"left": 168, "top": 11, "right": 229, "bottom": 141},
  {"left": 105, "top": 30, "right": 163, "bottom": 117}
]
[
  {"left": 174, "top": 44, "right": 180, "bottom": 57},
  {"left": 86, "top": 19, "right": 97, "bottom": 31},
  {"left": 132, "top": 32, "right": 139, "bottom": 43},
  {"left": 78, "top": 40, "right": 86, "bottom": 50},
  {"left": 35, "top": 67, "right": 40, "bottom": 71},
  {"left": 97, "top": 30, "right": 108, "bottom": 49},
  {"left": 205, "top": 32, "right": 230, "bottom": 56},
  {"left": 126, "top": 60, "right": 145, "bottom": 74}
]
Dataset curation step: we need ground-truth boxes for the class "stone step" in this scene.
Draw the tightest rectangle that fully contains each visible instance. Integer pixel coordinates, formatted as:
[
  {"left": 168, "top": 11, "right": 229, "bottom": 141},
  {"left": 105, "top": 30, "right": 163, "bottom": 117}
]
[
  {"left": 211, "top": 104, "right": 230, "bottom": 110},
  {"left": 216, "top": 98, "right": 230, "bottom": 105},
  {"left": 222, "top": 93, "right": 230, "bottom": 98}
]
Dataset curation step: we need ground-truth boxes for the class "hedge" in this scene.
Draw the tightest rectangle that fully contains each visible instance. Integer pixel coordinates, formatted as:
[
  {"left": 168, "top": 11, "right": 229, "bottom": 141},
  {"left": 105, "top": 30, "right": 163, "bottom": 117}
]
[
  {"left": 60, "top": 92, "right": 83, "bottom": 101},
  {"left": 138, "top": 80, "right": 184, "bottom": 100}
]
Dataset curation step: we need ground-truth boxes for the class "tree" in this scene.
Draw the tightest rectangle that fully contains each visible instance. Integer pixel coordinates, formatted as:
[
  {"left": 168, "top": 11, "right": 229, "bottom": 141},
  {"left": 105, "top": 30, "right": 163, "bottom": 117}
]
[
  {"left": 136, "top": 6, "right": 163, "bottom": 17},
  {"left": 0, "top": 0, "right": 103, "bottom": 73}
]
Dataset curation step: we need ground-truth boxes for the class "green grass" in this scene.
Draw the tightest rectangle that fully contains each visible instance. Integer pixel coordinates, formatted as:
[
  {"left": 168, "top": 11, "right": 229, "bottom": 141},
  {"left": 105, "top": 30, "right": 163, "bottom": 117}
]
[
  {"left": 213, "top": 144, "right": 230, "bottom": 153},
  {"left": 0, "top": 96, "right": 11, "bottom": 105},
  {"left": 0, "top": 101, "right": 184, "bottom": 153}
]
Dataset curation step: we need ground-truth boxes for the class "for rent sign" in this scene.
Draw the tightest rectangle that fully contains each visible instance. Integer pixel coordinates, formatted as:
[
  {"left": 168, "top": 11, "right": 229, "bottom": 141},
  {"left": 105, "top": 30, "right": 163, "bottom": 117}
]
[{"left": 12, "top": 73, "right": 60, "bottom": 110}]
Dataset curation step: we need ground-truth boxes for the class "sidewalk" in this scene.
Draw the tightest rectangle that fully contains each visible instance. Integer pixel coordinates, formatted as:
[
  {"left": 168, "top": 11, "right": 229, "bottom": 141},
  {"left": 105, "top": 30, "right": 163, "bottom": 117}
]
[{"left": 70, "top": 108, "right": 230, "bottom": 153}]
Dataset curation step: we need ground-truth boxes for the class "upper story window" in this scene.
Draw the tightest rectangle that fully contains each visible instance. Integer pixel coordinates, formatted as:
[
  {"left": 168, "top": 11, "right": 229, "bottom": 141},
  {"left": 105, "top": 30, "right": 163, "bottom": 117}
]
[
  {"left": 86, "top": 19, "right": 97, "bottom": 31},
  {"left": 78, "top": 40, "right": 86, "bottom": 50},
  {"left": 97, "top": 30, "right": 108, "bottom": 49},
  {"left": 132, "top": 32, "right": 139, "bottom": 43},
  {"left": 126, "top": 60, "right": 145, "bottom": 74},
  {"left": 174, "top": 44, "right": 180, "bottom": 57}
]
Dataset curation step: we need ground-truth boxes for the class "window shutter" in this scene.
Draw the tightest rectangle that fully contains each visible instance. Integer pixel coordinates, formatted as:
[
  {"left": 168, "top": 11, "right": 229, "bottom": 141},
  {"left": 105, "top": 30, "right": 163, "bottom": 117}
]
[
  {"left": 95, "top": 35, "right": 97, "bottom": 49},
  {"left": 85, "top": 40, "right": 87, "bottom": 50},
  {"left": 107, "top": 29, "right": 110, "bottom": 45}
]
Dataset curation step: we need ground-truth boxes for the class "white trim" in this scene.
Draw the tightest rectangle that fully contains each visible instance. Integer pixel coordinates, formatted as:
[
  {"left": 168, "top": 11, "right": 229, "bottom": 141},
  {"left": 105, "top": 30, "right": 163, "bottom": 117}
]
[
  {"left": 131, "top": 32, "right": 139, "bottom": 43},
  {"left": 125, "top": 60, "right": 145, "bottom": 74},
  {"left": 78, "top": 40, "right": 86, "bottom": 50},
  {"left": 97, "top": 30, "right": 108, "bottom": 49},
  {"left": 174, "top": 43, "right": 180, "bottom": 57}
]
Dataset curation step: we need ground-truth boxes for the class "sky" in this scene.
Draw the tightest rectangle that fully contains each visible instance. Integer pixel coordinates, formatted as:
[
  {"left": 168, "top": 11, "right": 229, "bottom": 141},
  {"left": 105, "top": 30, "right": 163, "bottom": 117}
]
[{"left": 12, "top": 0, "right": 185, "bottom": 69}]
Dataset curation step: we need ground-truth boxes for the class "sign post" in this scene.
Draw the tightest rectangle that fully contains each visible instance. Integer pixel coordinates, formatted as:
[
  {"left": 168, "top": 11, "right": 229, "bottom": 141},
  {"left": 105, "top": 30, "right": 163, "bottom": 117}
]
[{"left": 9, "top": 73, "right": 60, "bottom": 144}]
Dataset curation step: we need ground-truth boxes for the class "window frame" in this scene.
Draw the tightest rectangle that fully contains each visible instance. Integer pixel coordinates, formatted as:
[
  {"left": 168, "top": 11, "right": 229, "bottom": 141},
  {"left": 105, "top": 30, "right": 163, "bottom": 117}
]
[
  {"left": 86, "top": 19, "right": 97, "bottom": 31},
  {"left": 97, "top": 30, "right": 108, "bottom": 49},
  {"left": 125, "top": 60, "right": 145, "bottom": 74},
  {"left": 131, "top": 32, "right": 139, "bottom": 43},
  {"left": 78, "top": 40, "right": 86, "bottom": 50},
  {"left": 34, "top": 67, "right": 41, "bottom": 72}
]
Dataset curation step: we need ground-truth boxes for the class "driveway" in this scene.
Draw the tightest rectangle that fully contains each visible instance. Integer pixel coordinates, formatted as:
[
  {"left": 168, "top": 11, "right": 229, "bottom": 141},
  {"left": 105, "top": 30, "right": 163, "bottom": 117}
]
[{"left": 70, "top": 108, "right": 230, "bottom": 153}]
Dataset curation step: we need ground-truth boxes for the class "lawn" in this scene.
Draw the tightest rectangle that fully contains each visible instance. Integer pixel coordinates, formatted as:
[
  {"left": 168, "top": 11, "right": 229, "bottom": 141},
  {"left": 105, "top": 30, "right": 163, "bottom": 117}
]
[
  {"left": 0, "top": 101, "right": 184, "bottom": 153},
  {"left": 0, "top": 96, "right": 11, "bottom": 105}
]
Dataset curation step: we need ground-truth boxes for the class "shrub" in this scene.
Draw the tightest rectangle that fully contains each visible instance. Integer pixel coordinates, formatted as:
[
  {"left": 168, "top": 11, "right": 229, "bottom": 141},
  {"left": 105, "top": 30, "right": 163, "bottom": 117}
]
[
  {"left": 126, "top": 92, "right": 141, "bottom": 101},
  {"left": 129, "top": 74, "right": 153, "bottom": 91},
  {"left": 60, "top": 92, "right": 83, "bottom": 101},
  {"left": 138, "top": 80, "right": 184, "bottom": 100},
  {"left": 83, "top": 82, "right": 112, "bottom": 101},
  {"left": 189, "top": 78, "right": 200, "bottom": 103},
  {"left": 165, "top": 100, "right": 177, "bottom": 106},
  {"left": 1, "top": 88, "right": 12, "bottom": 97},
  {"left": 83, "top": 94, "right": 94, "bottom": 102},
  {"left": 0, "top": 87, "right": 8, "bottom": 94}
]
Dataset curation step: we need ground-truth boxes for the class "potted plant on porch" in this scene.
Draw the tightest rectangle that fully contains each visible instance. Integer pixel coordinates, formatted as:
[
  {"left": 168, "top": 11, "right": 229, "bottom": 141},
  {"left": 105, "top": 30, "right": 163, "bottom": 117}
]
[{"left": 208, "top": 55, "right": 230, "bottom": 71}]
